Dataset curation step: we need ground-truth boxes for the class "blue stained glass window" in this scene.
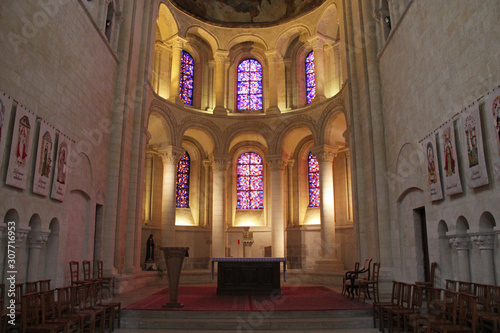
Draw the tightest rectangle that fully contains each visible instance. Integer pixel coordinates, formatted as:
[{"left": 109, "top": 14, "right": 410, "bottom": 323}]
[
  {"left": 236, "top": 152, "right": 264, "bottom": 209},
  {"left": 176, "top": 152, "right": 190, "bottom": 208},
  {"left": 179, "top": 51, "right": 194, "bottom": 105},
  {"left": 237, "top": 59, "right": 263, "bottom": 111},
  {"left": 308, "top": 152, "right": 320, "bottom": 207},
  {"left": 305, "top": 51, "right": 316, "bottom": 104}
]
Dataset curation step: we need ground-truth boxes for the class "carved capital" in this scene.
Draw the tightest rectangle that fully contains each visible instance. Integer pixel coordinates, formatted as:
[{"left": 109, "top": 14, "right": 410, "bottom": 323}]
[
  {"left": 215, "top": 50, "right": 229, "bottom": 64},
  {"left": 308, "top": 36, "right": 326, "bottom": 50},
  {"left": 471, "top": 234, "right": 495, "bottom": 250},
  {"left": 449, "top": 236, "right": 470, "bottom": 250},
  {"left": 158, "top": 146, "right": 185, "bottom": 166},
  {"left": 170, "top": 36, "right": 187, "bottom": 50},
  {"left": 287, "top": 158, "right": 295, "bottom": 169},
  {"left": 311, "top": 145, "right": 338, "bottom": 163},
  {"left": 267, "top": 154, "right": 287, "bottom": 171},
  {"left": 211, "top": 154, "right": 230, "bottom": 172},
  {"left": 29, "top": 231, "right": 50, "bottom": 249},
  {"left": 265, "top": 50, "right": 279, "bottom": 63}
]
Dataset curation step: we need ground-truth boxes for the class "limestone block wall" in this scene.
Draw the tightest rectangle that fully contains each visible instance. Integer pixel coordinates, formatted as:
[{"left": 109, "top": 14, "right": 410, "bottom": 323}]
[
  {"left": 0, "top": 1, "right": 118, "bottom": 287},
  {"left": 379, "top": 0, "right": 500, "bottom": 284}
]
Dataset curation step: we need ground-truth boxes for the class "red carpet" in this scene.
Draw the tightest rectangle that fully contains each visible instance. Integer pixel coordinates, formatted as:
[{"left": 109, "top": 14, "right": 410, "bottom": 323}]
[{"left": 124, "top": 285, "right": 371, "bottom": 311}]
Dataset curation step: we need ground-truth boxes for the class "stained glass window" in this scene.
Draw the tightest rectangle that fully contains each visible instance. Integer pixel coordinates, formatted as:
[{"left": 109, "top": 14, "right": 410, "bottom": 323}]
[
  {"left": 308, "top": 152, "right": 320, "bottom": 207},
  {"left": 305, "top": 51, "right": 316, "bottom": 104},
  {"left": 176, "top": 152, "right": 190, "bottom": 208},
  {"left": 237, "top": 59, "right": 263, "bottom": 111},
  {"left": 236, "top": 152, "right": 264, "bottom": 209},
  {"left": 179, "top": 51, "right": 194, "bottom": 105}
]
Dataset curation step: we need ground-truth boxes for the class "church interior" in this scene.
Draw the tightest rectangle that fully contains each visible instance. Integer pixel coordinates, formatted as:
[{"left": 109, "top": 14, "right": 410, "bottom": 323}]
[{"left": 0, "top": 0, "right": 499, "bottom": 330}]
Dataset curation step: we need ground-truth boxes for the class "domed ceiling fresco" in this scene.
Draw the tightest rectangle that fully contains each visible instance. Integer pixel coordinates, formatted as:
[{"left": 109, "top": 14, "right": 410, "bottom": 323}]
[{"left": 169, "top": 0, "right": 326, "bottom": 26}]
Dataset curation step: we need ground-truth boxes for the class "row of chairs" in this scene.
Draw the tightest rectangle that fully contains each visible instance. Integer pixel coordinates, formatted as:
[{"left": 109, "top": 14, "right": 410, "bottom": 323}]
[
  {"left": 373, "top": 280, "right": 500, "bottom": 332},
  {"left": 69, "top": 261, "right": 115, "bottom": 297},
  {"left": 6, "top": 280, "right": 120, "bottom": 333}
]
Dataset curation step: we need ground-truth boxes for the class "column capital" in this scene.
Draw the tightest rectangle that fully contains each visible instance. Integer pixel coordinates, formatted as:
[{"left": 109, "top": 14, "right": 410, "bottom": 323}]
[
  {"left": 211, "top": 154, "right": 230, "bottom": 172},
  {"left": 311, "top": 145, "right": 338, "bottom": 163},
  {"left": 158, "top": 146, "right": 185, "bottom": 165},
  {"left": 449, "top": 235, "right": 470, "bottom": 250},
  {"left": 287, "top": 158, "right": 295, "bottom": 169},
  {"left": 471, "top": 234, "right": 495, "bottom": 250},
  {"left": 266, "top": 154, "right": 288, "bottom": 171},
  {"left": 29, "top": 230, "right": 50, "bottom": 249},
  {"left": 168, "top": 35, "right": 187, "bottom": 50},
  {"left": 214, "top": 50, "right": 229, "bottom": 63},
  {"left": 264, "top": 50, "right": 280, "bottom": 61},
  {"left": 308, "top": 36, "right": 326, "bottom": 50}
]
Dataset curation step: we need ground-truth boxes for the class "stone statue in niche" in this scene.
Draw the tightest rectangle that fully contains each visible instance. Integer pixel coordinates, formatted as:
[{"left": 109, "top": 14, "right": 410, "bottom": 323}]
[{"left": 146, "top": 234, "right": 155, "bottom": 261}]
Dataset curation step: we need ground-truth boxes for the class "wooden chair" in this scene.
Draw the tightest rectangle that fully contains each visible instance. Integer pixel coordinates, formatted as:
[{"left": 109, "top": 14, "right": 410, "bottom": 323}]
[
  {"left": 92, "top": 281, "right": 121, "bottom": 331},
  {"left": 39, "top": 280, "right": 51, "bottom": 292},
  {"left": 478, "top": 285, "right": 500, "bottom": 333},
  {"left": 415, "top": 262, "right": 436, "bottom": 298},
  {"left": 22, "top": 292, "right": 68, "bottom": 333},
  {"left": 82, "top": 261, "right": 100, "bottom": 283},
  {"left": 80, "top": 282, "right": 107, "bottom": 333},
  {"left": 389, "top": 284, "right": 424, "bottom": 333},
  {"left": 373, "top": 280, "right": 402, "bottom": 330},
  {"left": 55, "top": 287, "right": 94, "bottom": 333},
  {"left": 26, "top": 281, "right": 39, "bottom": 294},
  {"left": 342, "top": 261, "right": 359, "bottom": 296},
  {"left": 458, "top": 281, "right": 472, "bottom": 294},
  {"left": 97, "top": 260, "right": 115, "bottom": 297},
  {"left": 40, "top": 290, "right": 78, "bottom": 333},
  {"left": 344, "top": 258, "right": 372, "bottom": 299},
  {"left": 69, "top": 261, "right": 85, "bottom": 286},
  {"left": 430, "top": 293, "right": 477, "bottom": 332},
  {"left": 424, "top": 289, "right": 459, "bottom": 331},
  {"left": 385, "top": 283, "right": 417, "bottom": 333},
  {"left": 445, "top": 279, "right": 458, "bottom": 291},
  {"left": 359, "top": 262, "right": 380, "bottom": 302},
  {"left": 410, "top": 287, "right": 442, "bottom": 333}
]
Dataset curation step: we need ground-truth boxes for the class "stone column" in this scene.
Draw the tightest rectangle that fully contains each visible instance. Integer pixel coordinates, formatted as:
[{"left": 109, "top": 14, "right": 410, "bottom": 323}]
[
  {"left": 12, "top": 227, "right": 30, "bottom": 284},
  {"left": 287, "top": 159, "right": 295, "bottom": 227},
  {"left": 450, "top": 236, "right": 471, "bottom": 282},
  {"left": 153, "top": 43, "right": 162, "bottom": 93},
  {"left": 283, "top": 59, "right": 294, "bottom": 109},
  {"left": 202, "top": 160, "right": 211, "bottom": 228},
  {"left": 265, "top": 51, "right": 280, "bottom": 114},
  {"left": 267, "top": 154, "right": 287, "bottom": 257},
  {"left": 159, "top": 146, "right": 185, "bottom": 250},
  {"left": 143, "top": 151, "right": 154, "bottom": 224},
  {"left": 211, "top": 155, "right": 229, "bottom": 257},
  {"left": 311, "top": 145, "right": 343, "bottom": 270},
  {"left": 207, "top": 60, "right": 215, "bottom": 111},
  {"left": 471, "top": 234, "right": 495, "bottom": 285},
  {"left": 309, "top": 37, "right": 326, "bottom": 102},
  {"left": 213, "top": 50, "right": 229, "bottom": 115},
  {"left": 169, "top": 37, "right": 186, "bottom": 104},
  {"left": 27, "top": 230, "right": 50, "bottom": 282}
]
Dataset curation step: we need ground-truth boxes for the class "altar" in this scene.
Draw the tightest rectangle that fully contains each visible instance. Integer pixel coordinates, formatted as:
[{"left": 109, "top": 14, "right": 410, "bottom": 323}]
[{"left": 211, "top": 257, "right": 286, "bottom": 295}]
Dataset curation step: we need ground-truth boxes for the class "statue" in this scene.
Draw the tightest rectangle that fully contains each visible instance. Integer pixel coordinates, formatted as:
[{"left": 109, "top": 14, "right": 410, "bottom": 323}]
[{"left": 146, "top": 234, "right": 155, "bottom": 261}]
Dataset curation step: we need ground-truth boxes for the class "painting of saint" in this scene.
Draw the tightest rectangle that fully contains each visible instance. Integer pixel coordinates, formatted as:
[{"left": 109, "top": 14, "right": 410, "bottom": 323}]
[
  {"left": 427, "top": 142, "right": 437, "bottom": 184},
  {"left": 16, "top": 115, "right": 31, "bottom": 167},
  {"left": 38, "top": 131, "right": 53, "bottom": 178},
  {"left": 57, "top": 142, "right": 67, "bottom": 184},
  {"left": 443, "top": 128, "right": 456, "bottom": 177},
  {"left": 464, "top": 115, "right": 478, "bottom": 168}
]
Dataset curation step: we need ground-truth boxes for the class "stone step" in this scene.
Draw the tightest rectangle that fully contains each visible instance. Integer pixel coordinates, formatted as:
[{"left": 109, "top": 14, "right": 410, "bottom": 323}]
[{"left": 121, "top": 309, "right": 374, "bottom": 330}]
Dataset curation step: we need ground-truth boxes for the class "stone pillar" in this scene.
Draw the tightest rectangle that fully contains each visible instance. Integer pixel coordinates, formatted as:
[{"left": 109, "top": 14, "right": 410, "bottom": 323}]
[
  {"left": 213, "top": 51, "right": 229, "bottom": 115},
  {"left": 13, "top": 227, "right": 30, "bottom": 284},
  {"left": 211, "top": 155, "right": 229, "bottom": 257},
  {"left": 169, "top": 37, "right": 186, "bottom": 104},
  {"left": 159, "top": 146, "right": 185, "bottom": 250},
  {"left": 202, "top": 160, "right": 211, "bottom": 227},
  {"left": 207, "top": 60, "right": 216, "bottom": 111},
  {"left": 153, "top": 43, "right": 162, "bottom": 93},
  {"left": 309, "top": 37, "right": 326, "bottom": 101},
  {"left": 267, "top": 154, "right": 287, "bottom": 257},
  {"left": 311, "top": 145, "right": 343, "bottom": 270},
  {"left": 265, "top": 51, "right": 280, "bottom": 114},
  {"left": 471, "top": 234, "right": 495, "bottom": 285},
  {"left": 287, "top": 159, "right": 295, "bottom": 227},
  {"left": 450, "top": 236, "right": 471, "bottom": 282},
  {"left": 143, "top": 151, "right": 154, "bottom": 224},
  {"left": 283, "top": 59, "right": 294, "bottom": 109},
  {"left": 27, "top": 230, "right": 49, "bottom": 282}
]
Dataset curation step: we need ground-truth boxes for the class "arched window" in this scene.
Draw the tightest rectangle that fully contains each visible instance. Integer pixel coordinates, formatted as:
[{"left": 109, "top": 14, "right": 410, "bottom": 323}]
[
  {"left": 308, "top": 152, "right": 320, "bottom": 207},
  {"left": 176, "top": 152, "right": 190, "bottom": 208},
  {"left": 305, "top": 51, "right": 316, "bottom": 104},
  {"left": 179, "top": 51, "right": 194, "bottom": 105},
  {"left": 236, "top": 152, "right": 264, "bottom": 209},
  {"left": 237, "top": 59, "right": 263, "bottom": 111}
]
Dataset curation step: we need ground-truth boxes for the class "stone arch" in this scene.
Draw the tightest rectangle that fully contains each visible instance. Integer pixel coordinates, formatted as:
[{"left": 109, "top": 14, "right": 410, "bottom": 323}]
[
  {"left": 147, "top": 103, "right": 177, "bottom": 147},
  {"left": 157, "top": 2, "right": 179, "bottom": 41},
  {"left": 222, "top": 121, "right": 273, "bottom": 154},
  {"left": 275, "top": 25, "right": 312, "bottom": 57},
  {"left": 271, "top": 114, "right": 318, "bottom": 154},
  {"left": 394, "top": 142, "right": 426, "bottom": 197},
  {"left": 316, "top": 3, "right": 339, "bottom": 38},
  {"left": 185, "top": 25, "right": 220, "bottom": 55},
  {"left": 479, "top": 211, "right": 496, "bottom": 230},
  {"left": 227, "top": 34, "right": 269, "bottom": 53},
  {"left": 177, "top": 116, "right": 222, "bottom": 153}
]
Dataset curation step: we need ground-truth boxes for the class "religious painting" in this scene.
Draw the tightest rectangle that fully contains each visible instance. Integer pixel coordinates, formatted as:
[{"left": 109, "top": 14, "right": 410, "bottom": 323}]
[
  {"left": 170, "top": 0, "right": 326, "bottom": 25},
  {"left": 33, "top": 121, "right": 55, "bottom": 196},
  {"left": 51, "top": 134, "right": 71, "bottom": 201},
  {"left": 439, "top": 121, "right": 462, "bottom": 196},
  {"left": 459, "top": 104, "right": 488, "bottom": 188},
  {"left": 421, "top": 133, "right": 443, "bottom": 201},
  {"left": 6, "top": 106, "right": 36, "bottom": 189},
  {"left": 485, "top": 86, "right": 500, "bottom": 180},
  {"left": 0, "top": 91, "right": 13, "bottom": 169}
]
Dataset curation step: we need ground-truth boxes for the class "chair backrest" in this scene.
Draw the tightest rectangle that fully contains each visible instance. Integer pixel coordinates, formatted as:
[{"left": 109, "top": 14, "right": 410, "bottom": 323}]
[
  {"left": 487, "top": 285, "right": 500, "bottom": 312},
  {"left": 457, "top": 293, "right": 477, "bottom": 330},
  {"left": 410, "top": 285, "right": 424, "bottom": 310},
  {"left": 390, "top": 281, "right": 403, "bottom": 306},
  {"left": 69, "top": 261, "right": 80, "bottom": 284},
  {"left": 40, "top": 290, "right": 58, "bottom": 324},
  {"left": 82, "top": 260, "right": 91, "bottom": 280},
  {"left": 426, "top": 287, "right": 443, "bottom": 315},
  {"left": 399, "top": 283, "right": 413, "bottom": 309},
  {"left": 97, "top": 260, "right": 104, "bottom": 279},
  {"left": 359, "top": 258, "right": 372, "bottom": 280},
  {"left": 56, "top": 287, "right": 71, "bottom": 316},
  {"left": 458, "top": 281, "right": 472, "bottom": 294},
  {"left": 442, "top": 289, "right": 458, "bottom": 324},
  {"left": 371, "top": 263, "right": 381, "bottom": 303},
  {"left": 429, "top": 262, "right": 437, "bottom": 287},
  {"left": 473, "top": 283, "right": 488, "bottom": 308},
  {"left": 70, "top": 285, "right": 85, "bottom": 310},
  {"left": 14, "top": 283, "right": 24, "bottom": 309},
  {"left": 26, "top": 281, "right": 38, "bottom": 294},
  {"left": 22, "top": 292, "right": 41, "bottom": 327},
  {"left": 39, "top": 279, "right": 51, "bottom": 292},
  {"left": 445, "top": 279, "right": 457, "bottom": 291}
]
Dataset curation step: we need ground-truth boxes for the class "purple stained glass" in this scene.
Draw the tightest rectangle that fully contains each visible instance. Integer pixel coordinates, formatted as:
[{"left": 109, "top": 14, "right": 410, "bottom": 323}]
[
  {"left": 308, "top": 152, "right": 320, "bottom": 207},
  {"left": 237, "top": 152, "right": 264, "bottom": 209},
  {"left": 179, "top": 51, "right": 194, "bottom": 106},
  {"left": 176, "top": 152, "right": 190, "bottom": 208},
  {"left": 306, "top": 51, "right": 316, "bottom": 104},
  {"left": 237, "top": 59, "right": 263, "bottom": 111}
]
